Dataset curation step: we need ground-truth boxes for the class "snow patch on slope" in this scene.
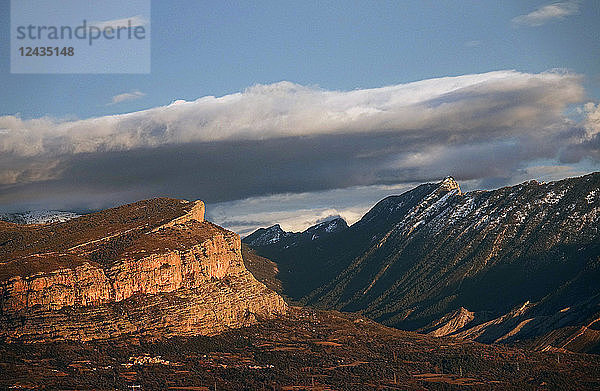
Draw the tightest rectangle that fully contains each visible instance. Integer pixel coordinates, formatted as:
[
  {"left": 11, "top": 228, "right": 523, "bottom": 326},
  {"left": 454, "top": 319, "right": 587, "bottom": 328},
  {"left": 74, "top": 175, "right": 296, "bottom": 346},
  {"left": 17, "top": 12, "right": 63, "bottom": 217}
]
[{"left": 0, "top": 211, "right": 80, "bottom": 224}]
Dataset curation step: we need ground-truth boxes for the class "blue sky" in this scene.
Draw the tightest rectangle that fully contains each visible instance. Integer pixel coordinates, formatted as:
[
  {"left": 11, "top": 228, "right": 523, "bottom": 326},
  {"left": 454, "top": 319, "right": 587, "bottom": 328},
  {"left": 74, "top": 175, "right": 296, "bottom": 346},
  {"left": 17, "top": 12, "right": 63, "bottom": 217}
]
[
  {"left": 1, "top": 1, "right": 598, "bottom": 118},
  {"left": 1, "top": 1, "right": 599, "bottom": 234}
]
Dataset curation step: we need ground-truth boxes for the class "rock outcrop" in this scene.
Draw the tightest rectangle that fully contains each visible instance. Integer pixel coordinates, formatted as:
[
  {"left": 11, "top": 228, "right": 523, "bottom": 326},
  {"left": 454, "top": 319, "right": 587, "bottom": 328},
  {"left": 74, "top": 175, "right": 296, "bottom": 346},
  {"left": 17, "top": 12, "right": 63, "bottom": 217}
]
[
  {"left": 0, "top": 198, "right": 286, "bottom": 342},
  {"left": 419, "top": 307, "right": 475, "bottom": 337}
]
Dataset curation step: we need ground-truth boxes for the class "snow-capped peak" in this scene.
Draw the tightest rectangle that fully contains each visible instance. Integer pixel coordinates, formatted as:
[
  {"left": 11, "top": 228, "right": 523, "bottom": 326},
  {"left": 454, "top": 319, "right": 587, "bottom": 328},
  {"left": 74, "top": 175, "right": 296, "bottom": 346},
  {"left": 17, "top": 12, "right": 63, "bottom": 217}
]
[{"left": 244, "top": 224, "right": 291, "bottom": 247}]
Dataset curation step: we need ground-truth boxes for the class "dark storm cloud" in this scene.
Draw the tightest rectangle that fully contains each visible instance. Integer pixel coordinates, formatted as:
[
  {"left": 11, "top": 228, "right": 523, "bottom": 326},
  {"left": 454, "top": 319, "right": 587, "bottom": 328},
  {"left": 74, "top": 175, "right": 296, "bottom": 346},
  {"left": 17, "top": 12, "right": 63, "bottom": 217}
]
[
  {"left": 0, "top": 70, "right": 597, "bottom": 212},
  {"left": 0, "top": 132, "right": 449, "bottom": 210}
]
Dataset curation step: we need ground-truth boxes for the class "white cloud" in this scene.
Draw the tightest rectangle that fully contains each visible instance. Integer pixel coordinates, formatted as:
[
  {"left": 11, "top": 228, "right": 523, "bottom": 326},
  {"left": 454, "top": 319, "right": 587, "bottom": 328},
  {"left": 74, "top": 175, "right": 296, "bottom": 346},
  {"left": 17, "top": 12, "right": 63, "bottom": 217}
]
[
  {"left": 91, "top": 15, "right": 148, "bottom": 30},
  {"left": 108, "top": 90, "right": 146, "bottom": 105},
  {"left": 0, "top": 70, "right": 584, "bottom": 158},
  {"left": 512, "top": 1, "right": 579, "bottom": 27},
  {"left": 583, "top": 102, "right": 600, "bottom": 138},
  {"left": 464, "top": 40, "right": 482, "bottom": 47}
]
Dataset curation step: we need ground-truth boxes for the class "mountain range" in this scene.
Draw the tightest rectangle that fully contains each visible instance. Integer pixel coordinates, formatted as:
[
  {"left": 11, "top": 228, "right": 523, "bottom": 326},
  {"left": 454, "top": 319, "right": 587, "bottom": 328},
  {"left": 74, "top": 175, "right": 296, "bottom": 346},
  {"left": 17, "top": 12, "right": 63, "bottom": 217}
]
[
  {"left": 243, "top": 173, "right": 600, "bottom": 353},
  {"left": 1, "top": 180, "right": 600, "bottom": 389}
]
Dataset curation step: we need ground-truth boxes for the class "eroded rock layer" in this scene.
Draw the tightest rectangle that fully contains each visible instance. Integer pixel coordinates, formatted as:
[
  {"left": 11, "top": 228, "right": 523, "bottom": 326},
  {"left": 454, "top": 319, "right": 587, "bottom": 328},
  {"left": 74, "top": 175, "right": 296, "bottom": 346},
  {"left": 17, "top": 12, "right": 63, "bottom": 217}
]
[{"left": 0, "top": 198, "right": 286, "bottom": 342}]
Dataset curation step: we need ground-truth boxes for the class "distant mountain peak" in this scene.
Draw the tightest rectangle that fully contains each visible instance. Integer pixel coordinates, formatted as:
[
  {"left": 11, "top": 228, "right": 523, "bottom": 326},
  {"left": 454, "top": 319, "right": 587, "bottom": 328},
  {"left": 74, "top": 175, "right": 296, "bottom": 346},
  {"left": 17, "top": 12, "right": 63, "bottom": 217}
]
[
  {"left": 243, "top": 224, "right": 291, "bottom": 247},
  {"left": 307, "top": 217, "right": 347, "bottom": 232},
  {"left": 243, "top": 217, "right": 349, "bottom": 248},
  {"left": 305, "top": 217, "right": 348, "bottom": 240}
]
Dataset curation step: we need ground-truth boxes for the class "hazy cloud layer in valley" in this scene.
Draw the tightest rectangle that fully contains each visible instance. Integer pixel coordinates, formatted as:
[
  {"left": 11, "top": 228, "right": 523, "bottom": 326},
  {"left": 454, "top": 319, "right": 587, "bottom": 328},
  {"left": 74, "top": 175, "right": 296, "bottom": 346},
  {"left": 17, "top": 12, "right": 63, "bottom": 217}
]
[
  {"left": 206, "top": 183, "right": 418, "bottom": 236},
  {"left": 1, "top": 70, "right": 599, "bottom": 232}
]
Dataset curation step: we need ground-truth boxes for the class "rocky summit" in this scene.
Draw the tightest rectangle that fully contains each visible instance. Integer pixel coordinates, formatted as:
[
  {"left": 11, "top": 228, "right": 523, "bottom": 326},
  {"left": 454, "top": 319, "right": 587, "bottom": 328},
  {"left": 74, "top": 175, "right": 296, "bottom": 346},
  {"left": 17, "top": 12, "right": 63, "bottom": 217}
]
[
  {"left": 245, "top": 173, "right": 600, "bottom": 353},
  {"left": 0, "top": 198, "right": 286, "bottom": 342}
]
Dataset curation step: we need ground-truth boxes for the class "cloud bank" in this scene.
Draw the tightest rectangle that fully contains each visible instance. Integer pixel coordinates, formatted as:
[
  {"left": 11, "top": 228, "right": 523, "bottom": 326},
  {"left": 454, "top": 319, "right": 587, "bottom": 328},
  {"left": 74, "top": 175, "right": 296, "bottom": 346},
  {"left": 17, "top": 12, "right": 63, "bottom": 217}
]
[{"left": 0, "top": 70, "right": 597, "bottom": 215}]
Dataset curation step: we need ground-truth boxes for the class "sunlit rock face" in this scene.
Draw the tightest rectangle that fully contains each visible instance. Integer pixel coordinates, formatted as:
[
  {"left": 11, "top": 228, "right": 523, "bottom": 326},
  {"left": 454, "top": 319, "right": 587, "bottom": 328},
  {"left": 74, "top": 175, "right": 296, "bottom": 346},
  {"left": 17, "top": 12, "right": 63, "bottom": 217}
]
[{"left": 0, "top": 198, "right": 286, "bottom": 342}]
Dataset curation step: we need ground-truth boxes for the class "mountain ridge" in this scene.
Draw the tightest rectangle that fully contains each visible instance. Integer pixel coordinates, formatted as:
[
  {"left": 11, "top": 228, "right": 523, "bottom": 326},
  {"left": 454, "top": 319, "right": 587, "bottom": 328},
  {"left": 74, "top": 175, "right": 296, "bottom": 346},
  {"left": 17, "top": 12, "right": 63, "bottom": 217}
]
[
  {"left": 244, "top": 172, "right": 600, "bottom": 353},
  {"left": 244, "top": 217, "right": 349, "bottom": 247}
]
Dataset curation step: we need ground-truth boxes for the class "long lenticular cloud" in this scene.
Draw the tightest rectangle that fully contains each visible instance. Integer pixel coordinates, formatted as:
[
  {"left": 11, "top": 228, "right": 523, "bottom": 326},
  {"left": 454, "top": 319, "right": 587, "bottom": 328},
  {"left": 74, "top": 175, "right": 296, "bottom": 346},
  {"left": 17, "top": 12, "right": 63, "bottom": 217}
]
[
  {"left": 0, "top": 70, "right": 583, "bottom": 157},
  {"left": 0, "top": 70, "right": 598, "bottom": 211}
]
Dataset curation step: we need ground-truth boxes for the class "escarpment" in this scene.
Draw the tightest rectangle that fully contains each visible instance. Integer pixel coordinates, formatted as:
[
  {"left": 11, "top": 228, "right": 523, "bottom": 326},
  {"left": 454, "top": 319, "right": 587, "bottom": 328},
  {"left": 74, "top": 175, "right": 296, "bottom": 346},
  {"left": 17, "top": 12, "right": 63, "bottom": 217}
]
[{"left": 0, "top": 198, "right": 286, "bottom": 342}]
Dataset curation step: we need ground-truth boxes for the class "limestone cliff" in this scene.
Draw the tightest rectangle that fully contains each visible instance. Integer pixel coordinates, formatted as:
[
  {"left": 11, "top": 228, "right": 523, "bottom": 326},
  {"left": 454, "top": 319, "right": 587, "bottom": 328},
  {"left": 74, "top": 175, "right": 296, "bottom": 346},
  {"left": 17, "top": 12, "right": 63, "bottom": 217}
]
[{"left": 0, "top": 198, "right": 286, "bottom": 342}]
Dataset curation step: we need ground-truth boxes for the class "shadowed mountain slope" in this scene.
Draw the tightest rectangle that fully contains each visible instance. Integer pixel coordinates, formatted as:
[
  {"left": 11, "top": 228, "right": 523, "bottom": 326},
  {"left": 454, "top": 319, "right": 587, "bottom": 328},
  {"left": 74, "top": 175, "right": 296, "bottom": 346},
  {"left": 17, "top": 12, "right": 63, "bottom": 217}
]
[{"left": 245, "top": 173, "right": 600, "bottom": 352}]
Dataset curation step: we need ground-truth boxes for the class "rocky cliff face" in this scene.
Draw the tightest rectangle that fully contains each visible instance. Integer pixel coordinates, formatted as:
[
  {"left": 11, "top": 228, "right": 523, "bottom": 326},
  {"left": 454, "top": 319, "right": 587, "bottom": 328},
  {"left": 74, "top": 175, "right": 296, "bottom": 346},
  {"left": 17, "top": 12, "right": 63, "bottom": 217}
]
[
  {"left": 0, "top": 198, "right": 286, "bottom": 342},
  {"left": 247, "top": 173, "right": 600, "bottom": 353}
]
